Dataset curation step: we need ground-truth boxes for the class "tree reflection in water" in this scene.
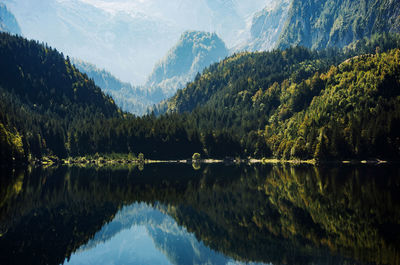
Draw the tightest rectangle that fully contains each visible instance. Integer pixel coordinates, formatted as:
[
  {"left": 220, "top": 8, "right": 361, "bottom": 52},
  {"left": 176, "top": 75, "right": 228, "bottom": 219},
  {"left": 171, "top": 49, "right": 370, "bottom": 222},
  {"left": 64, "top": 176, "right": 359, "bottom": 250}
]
[{"left": 0, "top": 164, "right": 399, "bottom": 265}]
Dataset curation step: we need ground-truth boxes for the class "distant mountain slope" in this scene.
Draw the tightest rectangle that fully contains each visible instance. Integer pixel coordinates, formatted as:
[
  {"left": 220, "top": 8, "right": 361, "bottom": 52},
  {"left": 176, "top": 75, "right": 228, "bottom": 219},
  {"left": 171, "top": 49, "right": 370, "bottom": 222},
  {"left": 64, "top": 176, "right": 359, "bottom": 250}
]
[
  {"left": 241, "top": 0, "right": 290, "bottom": 52},
  {"left": 3, "top": 0, "right": 181, "bottom": 84},
  {"left": 145, "top": 31, "right": 229, "bottom": 101},
  {"left": 0, "top": 3, "right": 21, "bottom": 35},
  {"left": 278, "top": 0, "right": 400, "bottom": 50},
  {"left": 3, "top": 0, "right": 267, "bottom": 84},
  {"left": 72, "top": 59, "right": 152, "bottom": 115}
]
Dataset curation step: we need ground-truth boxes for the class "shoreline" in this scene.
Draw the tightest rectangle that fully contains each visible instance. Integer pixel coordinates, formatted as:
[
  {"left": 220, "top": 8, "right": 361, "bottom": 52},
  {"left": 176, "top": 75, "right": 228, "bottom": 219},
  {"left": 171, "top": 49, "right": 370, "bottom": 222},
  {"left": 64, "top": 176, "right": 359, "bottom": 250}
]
[{"left": 26, "top": 156, "right": 393, "bottom": 168}]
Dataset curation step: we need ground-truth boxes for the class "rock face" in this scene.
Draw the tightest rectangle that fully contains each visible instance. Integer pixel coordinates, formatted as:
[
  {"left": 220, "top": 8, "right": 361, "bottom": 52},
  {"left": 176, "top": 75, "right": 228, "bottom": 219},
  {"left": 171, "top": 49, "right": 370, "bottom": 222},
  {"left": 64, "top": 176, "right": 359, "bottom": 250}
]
[
  {"left": 145, "top": 31, "right": 228, "bottom": 100},
  {"left": 241, "top": 0, "right": 400, "bottom": 52},
  {"left": 0, "top": 4, "right": 21, "bottom": 35},
  {"left": 243, "top": 0, "right": 290, "bottom": 52},
  {"left": 277, "top": 0, "right": 400, "bottom": 50}
]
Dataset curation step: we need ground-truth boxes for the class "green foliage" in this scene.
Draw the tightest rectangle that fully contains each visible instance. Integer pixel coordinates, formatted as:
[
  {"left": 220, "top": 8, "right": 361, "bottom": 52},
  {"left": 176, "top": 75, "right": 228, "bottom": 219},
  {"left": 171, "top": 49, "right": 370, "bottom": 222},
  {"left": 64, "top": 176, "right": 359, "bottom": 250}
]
[
  {"left": 138, "top": 153, "right": 144, "bottom": 161},
  {"left": 266, "top": 49, "right": 400, "bottom": 159},
  {"left": 0, "top": 121, "right": 24, "bottom": 163},
  {"left": 192, "top": 152, "right": 201, "bottom": 161},
  {"left": 0, "top": 32, "right": 120, "bottom": 161},
  {"left": 0, "top": 33, "right": 243, "bottom": 161}
]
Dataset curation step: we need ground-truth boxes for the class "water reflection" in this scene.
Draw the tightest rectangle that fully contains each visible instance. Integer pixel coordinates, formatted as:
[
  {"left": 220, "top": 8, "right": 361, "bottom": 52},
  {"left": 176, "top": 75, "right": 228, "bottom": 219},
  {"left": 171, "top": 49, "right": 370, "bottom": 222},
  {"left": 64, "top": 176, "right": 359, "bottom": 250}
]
[
  {"left": 65, "top": 203, "right": 233, "bottom": 265},
  {"left": 0, "top": 164, "right": 399, "bottom": 265}
]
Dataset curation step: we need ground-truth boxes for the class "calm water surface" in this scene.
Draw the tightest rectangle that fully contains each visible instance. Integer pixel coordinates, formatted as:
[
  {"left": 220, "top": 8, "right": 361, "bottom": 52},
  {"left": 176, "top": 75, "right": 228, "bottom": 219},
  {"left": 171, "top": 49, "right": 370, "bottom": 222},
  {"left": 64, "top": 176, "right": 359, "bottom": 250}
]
[{"left": 0, "top": 163, "right": 399, "bottom": 265}]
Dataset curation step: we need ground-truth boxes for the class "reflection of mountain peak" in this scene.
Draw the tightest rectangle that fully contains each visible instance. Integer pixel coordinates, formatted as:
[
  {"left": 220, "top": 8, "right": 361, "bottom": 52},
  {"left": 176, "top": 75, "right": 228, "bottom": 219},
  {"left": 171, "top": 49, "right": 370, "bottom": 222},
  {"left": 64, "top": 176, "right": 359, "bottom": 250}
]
[
  {"left": 77, "top": 203, "right": 165, "bottom": 252},
  {"left": 76, "top": 202, "right": 230, "bottom": 265},
  {"left": 146, "top": 214, "right": 229, "bottom": 265}
]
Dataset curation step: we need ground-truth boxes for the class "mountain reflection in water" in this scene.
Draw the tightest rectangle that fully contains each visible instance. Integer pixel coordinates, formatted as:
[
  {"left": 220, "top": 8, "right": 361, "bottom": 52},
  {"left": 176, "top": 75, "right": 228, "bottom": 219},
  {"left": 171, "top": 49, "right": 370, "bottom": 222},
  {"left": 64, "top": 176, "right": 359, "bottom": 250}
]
[{"left": 0, "top": 164, "right": 399, "bottom": 265}]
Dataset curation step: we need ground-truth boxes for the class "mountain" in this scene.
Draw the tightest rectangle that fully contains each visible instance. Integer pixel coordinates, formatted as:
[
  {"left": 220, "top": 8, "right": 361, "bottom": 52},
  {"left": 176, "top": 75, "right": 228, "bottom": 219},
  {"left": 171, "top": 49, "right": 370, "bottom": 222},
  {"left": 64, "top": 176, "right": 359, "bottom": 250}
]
[
  {"left": 145, "top": 31, "right": 229, "bottom": 101},
  {"left": 240, "top": 0, "right": 290, "bottom": 52},
  {"left": 0, "top": 32, "right": 121, "bottom": 161},
  {"left": 0, "top": 33, "right": 229, "bottom": 161},
  {"left": 166, "top": 34, "right": 400, "bottom": 160},
  {"left": 3, "top": 0, "right": 267, "bottom": 85},
  {"left": 277, "top": 0, "right": 400, "bottom": 50},
  {"left": 3, "top": 0, "right": 180, "bottom": 84},
  {"left": 264, "top": 48, "right": 400, "bottom": 160},
  {"left": 0, "top": 34, "right": 120, "bottom": 119},
  {"left": 72, "top": 59, "right": 152, "bottom": 115},
  {"left": 0, "top": 3, "right": 21, "bottom": 35},
  {"left": 239, "top": 0, "right": 400, "bottom": 52},
  {"left": 2, "top": 31, "right": 400, "bottom": 162}
]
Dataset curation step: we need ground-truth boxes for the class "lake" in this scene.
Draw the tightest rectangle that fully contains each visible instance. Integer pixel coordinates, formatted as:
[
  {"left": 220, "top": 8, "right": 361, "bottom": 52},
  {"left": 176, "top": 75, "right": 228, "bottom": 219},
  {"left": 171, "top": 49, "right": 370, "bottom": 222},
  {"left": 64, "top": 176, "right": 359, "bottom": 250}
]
[{"left": 0, "top": 163, "right": 399, "bottom": 265}]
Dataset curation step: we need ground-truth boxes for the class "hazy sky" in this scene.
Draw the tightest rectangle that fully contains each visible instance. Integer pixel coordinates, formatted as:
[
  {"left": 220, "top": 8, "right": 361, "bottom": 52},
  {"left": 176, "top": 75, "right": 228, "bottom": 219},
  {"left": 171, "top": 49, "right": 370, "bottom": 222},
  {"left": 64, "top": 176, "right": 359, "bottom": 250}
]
[
  {"left": 78, "top": 0, "right": 270, "bottom": 41},
  {"left": 79, "top": 0, "right": 268, "bottom": 19}
]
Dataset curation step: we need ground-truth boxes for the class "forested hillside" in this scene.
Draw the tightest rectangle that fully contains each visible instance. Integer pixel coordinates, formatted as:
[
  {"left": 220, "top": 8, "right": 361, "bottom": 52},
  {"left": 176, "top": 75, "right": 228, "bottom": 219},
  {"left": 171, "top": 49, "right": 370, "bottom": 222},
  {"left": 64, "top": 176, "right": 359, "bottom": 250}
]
[
  {"left": 264, "top": 50, "right": 400, "bottom": 159},
  {"left": 167, "top": 34, "right": 400, "bottom": 160},
  {"left": 1, "top": 32, "right": 400, "bottom": 162},
  {"left": 0, "top": 33, "right": 238, "bottom": 161},
  {"left": 0, "top": 32, "right": 121, "bottom": 162}
]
